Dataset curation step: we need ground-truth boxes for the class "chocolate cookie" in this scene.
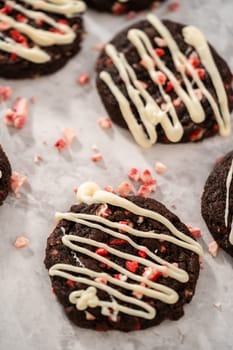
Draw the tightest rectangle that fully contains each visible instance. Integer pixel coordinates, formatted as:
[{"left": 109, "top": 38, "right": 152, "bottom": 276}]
[
  {"left": 202, "top": 151, "right": 233, "bottom": 257},
  {"left": 45, "top": 182, "right": 202, "bottom": 331},
  {"left": 0, "top": 145, "right": 11, "bottom": 205},
  {"left": 96, "top": 14, "right": 233, "bottom": 148},
  {"left": 0, "top": 0, "right": 86, "bottom": 79},
  {"left": 85, "top": 0, "right": 164, "bottom": 14}
]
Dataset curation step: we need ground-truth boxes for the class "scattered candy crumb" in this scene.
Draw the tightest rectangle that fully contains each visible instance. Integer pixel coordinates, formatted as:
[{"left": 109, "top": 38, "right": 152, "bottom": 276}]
[
  {"left": 77, "top": 73, "right": 90, "bottom": 86},
  {"left": 128, "top": 168, "right": 140, "bottom": 182},
  {"left": 208, "top": 240, "right": 219, "bottom": 257},
  {"left": 62, "top": 128, "right": 76, "bottom": 145},
  {"left": 0, "top": 85, "right": 13, "bottom": 102},
  {"left": 118, "top": 181, "right": 134, "bottom": 196},
  {"left": 155, "top": 162, "right": 167, "bottom": 174},
  {"left": 91, "top": 153, "right": 103, "bottom": 163},
  {"left": 34, "top": 154, "right": 43, "bottom": 163},
  {"left": 187, "top": 225, "right": 202, "bottom": 238},
  {"left": 14, "top": 236, "right": 29, "bottom": 248},
  {"left": 10, "top": 172, "right": 27, "bottom": 198},
  {"left": 103, "top": 185, "right": 115, "bottom": 193},
  {"left": 4, "top": 97, "right": 29, "bottom": 129},
  {"left": 168, "top": 1, "right": 180, "bottom": 12},
  {"left": 98, "top": 117, "right": 112, "bottom": 129}
]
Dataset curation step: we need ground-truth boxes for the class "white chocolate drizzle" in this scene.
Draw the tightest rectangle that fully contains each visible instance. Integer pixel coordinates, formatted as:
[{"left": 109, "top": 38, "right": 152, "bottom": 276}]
[
  {"left": 49, "top": 182, "right": 203, "bottom": 320},
  {"left": 100, "top": 14, "right": 231, "bottom": 148},
  {"left": 225, "top": 159, "right": 233, "bottom": 245},
  {"left": 0, "top": 0, "right": 85, "bottom": 63}
]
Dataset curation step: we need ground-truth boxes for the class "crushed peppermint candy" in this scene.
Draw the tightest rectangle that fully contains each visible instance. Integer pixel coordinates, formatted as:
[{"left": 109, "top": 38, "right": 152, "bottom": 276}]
[
  {"left": 34, "top": 154, "right": 43, "bottom": 163},
  {"left": 98, "top": 117, "right": 112, "bottom": 129},
  {"left": 77, "top": 73, "right": 90, "bottom": 86},
  {"left": 140, "top": 169, "right": 153, "bottom": 183},
  {"left": 208, "top": 240, "right": 219, "bottom": 257},
  {"left": 10, "top": 171, "right": 27, "bottom": 198},
  {"left": 85, "top": 311, "right": 96, "bottom": 320},
  {"left": 128, "top": 167, "right": 140, "bottom": 182},
  {"left": 14, "top": 236, "right": 29, "bottom": 248},
  {"left": 154, "top": 162, "right": 167, "bottom": 174},
  {"left": 91, "top": 153, "right": 103, "bottom": 163},
  {"left": 168, "top": 1, "right": 180, "bottom": 12},
  {"left": 54, "top": 128, "right": 76, "bottom": 151},
  {"left": 4, "top": 97, "right": 29, "bottom": 129},
  {"left": 103, "top": 185, "right": 115, "bottom": 193},
  {"left": 118, "top": 181, "right": 134, "bottom": 196},
  {"left": 187, "top": 225, "right": 202, "bottom": 238},
  {"left": 0, "top": 85, "right": 13, "bottom": 102}
]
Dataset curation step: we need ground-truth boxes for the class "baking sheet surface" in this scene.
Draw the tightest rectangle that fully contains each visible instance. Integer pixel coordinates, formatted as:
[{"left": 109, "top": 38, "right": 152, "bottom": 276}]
[{"left": 0, "top": 1, "right": 233, "bottom": 349}]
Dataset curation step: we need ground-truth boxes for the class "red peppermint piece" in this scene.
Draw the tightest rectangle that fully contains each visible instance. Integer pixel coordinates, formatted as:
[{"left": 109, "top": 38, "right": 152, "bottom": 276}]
[
  {"left": 154, "top": 48, "right": 165, "bottom": 57},
  {"left": 66, "top": 279, "right": 75, "bottom": 288},
  {"left": 173, "top": 97, "right": 181, "bottom": 108},
  {"left": 95, "top": 248, "right": 108, "bottom": 256},
  {"left": 5, "top": 97, "right": 29, "bottom": 129},
  {"left": 109, "top": 239, "right": 127, "bottom": 245},
  {"left": 10, "top": 29, "right": 27, "bottom": 44},
  {"left": 91, "top": 153, "right": 103, "bottom": 163},
  {"left": 165, "top": 81, "right": 173, "bottom": 93},
  {"left": 138, "top": 250, "right": 147, "bottom": 258},
  {"left": 14, "top": 236, "right": 29, "bottom": 248},
  {"left": 128, "top": 167, "right": 140, "bottom": 182},
  {"left": 16, "top": 14, "right": 28, "bottom": 23},
  {"left": 154, "top": 162, "right": 167, "bottom": 175},
  {"left": 143, "top": 267, "right": 162, "bottom": 281},
  {"left": 188, "top": 52, "right": 200, "bottom": 68},
  {"left": 137, "top": 184, "right": 152, "bottom": 198},
  {"left": 140, "top": 169, "right": 153, "bottom": 183},
  {"left": 189, "top": 128, "right": 204, "bottom": 141},
  {"left": 111, "top": 3, "right": 126, "bottom": 14},
  {"left": 196, "top": 68, "right": 205, "bottom": 80},
  {"left": 0, "top": 4, "right": 12, "bottom": 14},
  {"left": 125, "top": 261, "right": 138, "bottom": 273},
  {"left": 0, "top": 21, "right": 10, "bottom": 31},
  {"left": 118, "top": 181, "right": 133, "bottom": 197},
  {"left": 126, "top": 11, "right": 136, "bottom": 20},
  {"left": 168, "top": 2, "right": 180, "bottom": 12},
  {"left": 54, "top": 138, "right": 68, "bottom": 151},
  {"left": 10, "top": 172, "right": 27, "bottom": 198},
  {"left": 77, "top": 73, "right": 90, "bottom": 86},
  {"left": 187, "top": 225, "right": 202, "bottom": 238},
  {"left": 0, "top": 86, "right": 13, "bottom": 102},
  {"left": 98, "top": 117, "right": 112, "bottom": 129},
  {"left": 154, "top": 71, "right": 166, "bottom": 85},
  {"left": 57, "top": 19, "right": 68, "bottom": 25}
]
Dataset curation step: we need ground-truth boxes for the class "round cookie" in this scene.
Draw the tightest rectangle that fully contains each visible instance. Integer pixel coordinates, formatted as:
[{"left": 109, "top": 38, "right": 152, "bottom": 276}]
[
  {"left": 0, "top": 0, "right": 86, "bottom": 79},
  {"left": 0, "top": 145, "right": 12, "bottom": 205},
  {"left": 96, "top": 14, "right": 233, "bottom": 148},
  {"left": 202, "top": 151, "right": 233, "bottom": 257},
  {"left": 45, "top": 182, "right": 202, "bottom": 332},
  {"left": 85, "top": 0, "right": 164, "bottom": 14}
]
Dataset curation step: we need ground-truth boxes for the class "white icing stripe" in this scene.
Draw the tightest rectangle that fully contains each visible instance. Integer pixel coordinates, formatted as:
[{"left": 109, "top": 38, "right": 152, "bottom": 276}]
[
  {"left": 49, "top": 182, "right": 203, "bottom": 320},
  {"left": 225, "top": 159, "right": 233, "bottom": 245},
  {"left": 20, "top": 0, "right": 86, "bottom": 16},
  {"left": 100, "top": 14, "right": 231, "bottom": 148},
  {"left": 0, "top": 0, "right": 84, "bottom": 63}
]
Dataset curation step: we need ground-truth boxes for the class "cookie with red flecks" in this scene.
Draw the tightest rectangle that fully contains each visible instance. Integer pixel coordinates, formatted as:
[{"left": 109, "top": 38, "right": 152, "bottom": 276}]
[
  {"left": 85, "top": 0, "right": 165, "bottom": 14},
  {"left": 0, "top": 145, "right": 12, "bottom": 205},
  {"left": 44, "top": 182, "right": 202, "bottom": 331},
  {"left": 0, "top": 0, "right": 86, "bottom": 79},
  {"left": 96, "top": 14, "right": 233, "bottom": 148},
  {"left": 202, "top": 151, "right": 233, "bottom": 257}
]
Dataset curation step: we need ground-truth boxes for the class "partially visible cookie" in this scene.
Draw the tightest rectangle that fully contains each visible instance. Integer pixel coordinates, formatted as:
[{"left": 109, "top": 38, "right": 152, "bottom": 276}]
[
  {"left": 0, "top": 0, "right": 86, "bottom": 79},
  {"left": 45, "top": 182, "right": 202, "bottom": 332},
  {"left": 85, "top": 0, "right": 164, "bottom": 14},
  {"left": 0, "top": 145, "right": 12, "bottom": 205},
  {"left": 96, "top": 14, "right": 233, "bottom": 148},
  {"left": 202, "top": 151, "right": 233, "bottom": 257}
]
